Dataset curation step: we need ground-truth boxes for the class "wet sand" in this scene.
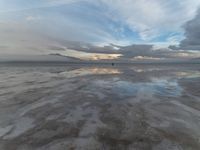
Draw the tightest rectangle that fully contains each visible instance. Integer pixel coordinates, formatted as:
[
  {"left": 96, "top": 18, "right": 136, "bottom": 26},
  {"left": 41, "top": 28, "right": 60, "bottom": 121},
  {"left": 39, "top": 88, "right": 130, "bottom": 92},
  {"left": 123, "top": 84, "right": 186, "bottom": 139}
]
[{"left": 0, "top": 63, "right": 200, "bottom": 150}]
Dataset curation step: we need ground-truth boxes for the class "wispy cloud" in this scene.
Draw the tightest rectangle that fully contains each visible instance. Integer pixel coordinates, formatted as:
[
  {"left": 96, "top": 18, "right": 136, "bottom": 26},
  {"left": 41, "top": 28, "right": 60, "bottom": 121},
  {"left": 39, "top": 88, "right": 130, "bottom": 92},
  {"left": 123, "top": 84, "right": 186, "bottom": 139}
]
[{"left": 25, "top": 16, "right": 41, "bottom": 21}]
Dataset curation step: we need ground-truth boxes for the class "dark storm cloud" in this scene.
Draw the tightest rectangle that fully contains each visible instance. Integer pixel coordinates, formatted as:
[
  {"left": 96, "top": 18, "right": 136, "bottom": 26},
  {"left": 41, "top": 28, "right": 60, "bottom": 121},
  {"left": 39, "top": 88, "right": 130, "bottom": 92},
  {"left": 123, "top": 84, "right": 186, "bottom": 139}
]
[
  {"left": 179, "top": 8, "right": 200, "bottom": 50},
  {"left": 55, "top": 42, "right": 154, "bottom": 57},
  {"left": 118, "top": 45, "right": 185, "bottom": 59},
  {"left": 60, "top": 42, "right": 190, "bottom": 59},
  {"left": 119, "top": 45, "right": 153, "bottom": 58},
  {"left": 50, "top": 40, "right": 120, "bottom": 54}
]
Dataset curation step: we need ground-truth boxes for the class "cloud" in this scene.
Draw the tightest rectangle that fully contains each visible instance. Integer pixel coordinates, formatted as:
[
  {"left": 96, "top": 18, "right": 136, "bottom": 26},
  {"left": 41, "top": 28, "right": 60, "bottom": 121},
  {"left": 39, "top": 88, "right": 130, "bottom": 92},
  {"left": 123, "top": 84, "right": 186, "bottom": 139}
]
[
  {"left": 50, "top": 49, "right": 122, "bottom": 61},
  {"left": 1, "top": 0, "right": 200, "bottom": 61},
  {"left": 46, "top": 0, "right": 84, "bottom": 6},
  {"left": 1, "top": 0, "right": 200, "bottom": 45},
  {"left": 98, "top": 0, "right": 200, "bottom": 42},
  {"left": 58, "top": 42, "right": 200, "bottom": 60},
  {"left": 0, "top": 22, "right": 63, "bottom": 55},
  {"left": 117, "top": 44, "right": 200, "bottom": 60},
  {"left": 178, "top": 8, "right": 200, "bottom": 50},
  {"left": 26, "top": 16, "right": 41, "bottom": 21},
  {"left": 132, "top": 56, "right": 164, "bottom": 61}
]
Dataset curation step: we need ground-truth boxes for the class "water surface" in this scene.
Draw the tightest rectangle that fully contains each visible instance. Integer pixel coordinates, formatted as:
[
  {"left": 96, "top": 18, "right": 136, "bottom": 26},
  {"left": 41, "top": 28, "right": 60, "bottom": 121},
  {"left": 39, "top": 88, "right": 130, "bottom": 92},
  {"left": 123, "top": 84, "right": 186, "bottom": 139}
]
[{"left": 0, "top": 63, "right": 200, "bottom": 150}]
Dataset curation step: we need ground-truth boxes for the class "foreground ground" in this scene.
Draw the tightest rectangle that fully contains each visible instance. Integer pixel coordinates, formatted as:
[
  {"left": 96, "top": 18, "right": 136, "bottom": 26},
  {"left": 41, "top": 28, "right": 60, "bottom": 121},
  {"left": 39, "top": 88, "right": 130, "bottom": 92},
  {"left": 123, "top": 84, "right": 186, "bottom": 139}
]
[{"left": 0, "top": 63, "right": 200, "bottom": 150}]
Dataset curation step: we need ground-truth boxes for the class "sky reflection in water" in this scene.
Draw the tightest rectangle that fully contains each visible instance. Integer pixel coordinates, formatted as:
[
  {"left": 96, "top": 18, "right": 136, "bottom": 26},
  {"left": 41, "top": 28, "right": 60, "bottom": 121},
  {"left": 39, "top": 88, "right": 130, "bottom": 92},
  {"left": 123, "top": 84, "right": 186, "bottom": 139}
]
[
  {"left": 59, "top": 67, "right": 121, "bottom": 78},
  {"left": 57, "top": 66, "right": 200, "bottom": 99},
  {"left": 0, "top": 64, "right": 200, "bottom": 149},
  {"left": 88, "top": 79, "right": 182, "bottom": 99}
]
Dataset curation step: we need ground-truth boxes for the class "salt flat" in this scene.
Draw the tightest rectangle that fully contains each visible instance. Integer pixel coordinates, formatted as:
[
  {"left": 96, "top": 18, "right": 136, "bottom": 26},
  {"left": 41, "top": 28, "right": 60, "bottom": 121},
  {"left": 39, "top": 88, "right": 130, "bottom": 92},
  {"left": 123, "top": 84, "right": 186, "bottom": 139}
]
[{"left": 0, "top": 63, "right": 200, "bottom": 150}]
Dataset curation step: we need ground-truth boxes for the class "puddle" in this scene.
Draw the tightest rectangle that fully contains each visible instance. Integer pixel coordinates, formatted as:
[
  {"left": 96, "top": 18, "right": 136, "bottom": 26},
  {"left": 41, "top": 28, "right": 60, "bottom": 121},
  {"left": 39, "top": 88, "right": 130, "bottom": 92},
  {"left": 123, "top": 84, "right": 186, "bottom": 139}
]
[
  {"left": 59, "top": 67, "right": 121, "bottom": 78},
  {"left": 86, "top": 78, "right": 183, "bottom": 99},
  {"left": 175, "top": 71, "right": 200, "bottom": 79},
  {"left": 131, "top": 67, "right": 165, "bottom": 73},
  {"left": 150, "top": 79, "right": 183, "bottom": 97}
]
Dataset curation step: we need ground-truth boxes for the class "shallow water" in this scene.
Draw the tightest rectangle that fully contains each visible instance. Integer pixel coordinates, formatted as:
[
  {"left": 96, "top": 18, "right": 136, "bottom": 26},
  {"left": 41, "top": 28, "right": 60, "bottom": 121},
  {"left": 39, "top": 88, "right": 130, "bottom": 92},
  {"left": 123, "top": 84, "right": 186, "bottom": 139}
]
[
  {"left": 0, "top": 63, "right": 200, "bottom": 150},
  {"left": 86, "top": 79, "right": 182, "bottom": 99}
]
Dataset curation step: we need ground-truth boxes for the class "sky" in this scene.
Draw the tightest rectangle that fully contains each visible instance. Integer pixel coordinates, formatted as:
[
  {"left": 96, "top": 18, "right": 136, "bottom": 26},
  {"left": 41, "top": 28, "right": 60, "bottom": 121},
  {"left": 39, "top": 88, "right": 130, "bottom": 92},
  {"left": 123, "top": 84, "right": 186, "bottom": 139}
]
[{"left": 0, "top": 0, "right": 200, "bottom": 61}]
